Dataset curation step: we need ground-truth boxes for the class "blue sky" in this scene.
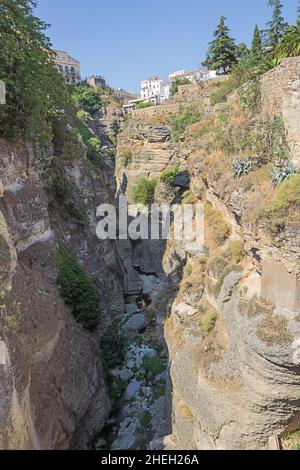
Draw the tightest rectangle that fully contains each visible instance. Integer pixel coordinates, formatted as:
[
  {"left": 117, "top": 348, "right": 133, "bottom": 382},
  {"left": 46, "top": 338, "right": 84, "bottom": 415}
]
[{"left": 35, "top": 0, "right": 299, "bottom": 92}]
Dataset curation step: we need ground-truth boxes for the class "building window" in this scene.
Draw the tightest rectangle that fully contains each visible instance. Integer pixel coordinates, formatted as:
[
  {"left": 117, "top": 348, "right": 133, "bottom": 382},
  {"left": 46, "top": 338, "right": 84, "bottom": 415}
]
[
  {"left": 71, "top": 77, "right": 76, "bottom": 84},
  {"left": 65, "top": 66, "right": 69, "bottom": 74},
  {"left": 71, "top": 67, "right": 75, "bottom": 74},
  {"left": 58, "top": 65, "right": 63, "bottom": 72}
]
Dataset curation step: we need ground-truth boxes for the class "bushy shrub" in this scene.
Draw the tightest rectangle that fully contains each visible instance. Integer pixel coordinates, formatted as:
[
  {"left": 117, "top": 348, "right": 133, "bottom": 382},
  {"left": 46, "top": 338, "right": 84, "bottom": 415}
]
[
  {"left": 205, "top": 202, "right": 231, "bottom": 248},
  {"left": 202, "top": 310, "right": 218, "bottom": 336},
  {"left": 212, "top": 104, "right": 235, "bottom": 155},
  {"left": 75, "top": 119, "right": 102, "bottom": 167},
  {"left": 76, "top": 110, "right": 89, "bottom": 123},
  {"left": 131, "top": 178, "right": 157, "bottom": 205},
  {"left": 101, "top": 323, "right": 127, "bottom": 369},
  {"left": 56, "top": 247, "right": 99, "bottom": 330},
  {"left": 161, "top": 163, "right": 180, "bottom": 185},
  {"left": 210, "top": 59, "right": 257, "bottom": 105},
  {"left": 180, "top": 257, "right": 207, "bottom": 297},
  {"left": 182, "top": 190, "right": 197, "bottom": 204},
  {"left": 266, "top": 115, "right": 290, "bottom": 163},
  {"left": 71, "top": 84, "right": 102, "bottom": 114},
  {"left": 170, "top": 108, "right": 202, "bottom": 142},
  {"left": 49, "top": 167, "right": 73, "bottom": 203},
  {"left": 229, "top": 240, "right": 245, "bottom": 263},
  {"left": 256, "top": 173, "right": 300, "bottom": 232},
  {"left": 61, "top": 136, "right": 86, "bottom": 161},
  {"left": 238, "top": 78, "right": 261, "bottom": 112},
  {"left": 210, "top": 80, "right": 237, "bottom": 105},
  {"left": 142, "top": 356, "right": 165, "bottom": 380},
  {"left": 136, "top": 102, "right": 153, "bottom": 110},
  {"left": 121, "top": 150, "right": 133, "bottom": 168},
  {"left": 267, "top": 173, "right": 300, "bottom": 212}
]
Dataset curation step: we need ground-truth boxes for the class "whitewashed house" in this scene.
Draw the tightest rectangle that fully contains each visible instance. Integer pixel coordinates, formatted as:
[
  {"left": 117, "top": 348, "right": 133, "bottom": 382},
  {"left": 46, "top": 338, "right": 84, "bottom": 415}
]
[
  {"left": 169, "top": 69, "right": 217, "bottom": 83},
  {"left": 140, "top": 76, "right": 170, "bottom": 104}
]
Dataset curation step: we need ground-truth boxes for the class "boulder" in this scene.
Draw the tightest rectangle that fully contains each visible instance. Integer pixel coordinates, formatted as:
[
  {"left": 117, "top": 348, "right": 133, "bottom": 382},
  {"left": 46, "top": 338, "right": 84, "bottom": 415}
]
[
  {"left": 125, "top": 303, "right": 140, "bottom": 315},
  {"left": 173, "top": 171, "right": 190, "bottom": 189},
  {"left": 141, "top": 275, "right": 161, "bottom": 296},
  {"left": 172, "top": 302, "right": 197, "bottom": 318},
  {"left": 122, "top": 379, "right": 143, "bottom": 401},
  {"left": 123, "top": 314, "right": 148, "bottom": 332}
]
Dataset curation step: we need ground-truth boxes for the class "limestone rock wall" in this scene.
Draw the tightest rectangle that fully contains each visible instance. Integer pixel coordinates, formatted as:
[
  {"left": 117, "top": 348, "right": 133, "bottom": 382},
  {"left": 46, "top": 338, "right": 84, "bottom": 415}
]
[
  {"left": 115, "top": 66, "right": 300, "bottom": 450},
  {"left": 0, "top": 107, "right": 124, "bottom": 449}
]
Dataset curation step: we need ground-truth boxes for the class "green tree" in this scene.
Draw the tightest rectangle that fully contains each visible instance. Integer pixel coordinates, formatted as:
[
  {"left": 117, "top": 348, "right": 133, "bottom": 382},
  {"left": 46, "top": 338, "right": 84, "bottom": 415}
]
[
  {"left": 251, "top": 25, "right": 263, "bottom": 63},
  {"left": 276, "top": 20, "right": 300, "bottom": 58},
  {"left": 57, "top": 247, "right": 99, "bottom": 330},
  {"left": 236, "top": 43, "right": 249, "bottom": 61},
  {"left": 170, "top": 78, "right": 191, "bottom": 96},
  {"left": 202, "top": 16, "right": 238, "bottom": 74},
  {"left": 71, "top": 84, "right": 102, "bottom": 114},
  {"left": 0, "top": 0, "right": 67, "bottom": 151},
  {"left": 265, "top": 0, "right": 288, "bottom": 49}
]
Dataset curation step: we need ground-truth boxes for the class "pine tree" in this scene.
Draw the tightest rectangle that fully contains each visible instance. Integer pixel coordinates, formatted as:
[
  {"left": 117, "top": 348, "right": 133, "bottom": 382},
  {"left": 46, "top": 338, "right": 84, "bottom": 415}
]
[
  {"left": 266, "top": 0, "right": 288, "bottom": 49},
  {"left": 251, "top": 25, "right": 263, "bottom": 62},
  {"left": 298, "top": 1, "right": 300, "bottom": 20},
  {"left": 202, "top": 16, "right": 238, "bottom": 74},
  {"left": 236, "top": 43, "right": 249, "bottom": 61}
]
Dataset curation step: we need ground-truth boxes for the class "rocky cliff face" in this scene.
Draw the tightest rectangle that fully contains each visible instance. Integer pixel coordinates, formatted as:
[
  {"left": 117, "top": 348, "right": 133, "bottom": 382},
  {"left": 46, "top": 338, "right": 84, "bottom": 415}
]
[
  {"left": 0, "top": 107, "right": 124, "bottom": 449},
  {"left": 115, "top": 68, "right": 300, "bottom": 450},
  {"left": 1, "top": 60, "right": 299, "bottom": 451}
]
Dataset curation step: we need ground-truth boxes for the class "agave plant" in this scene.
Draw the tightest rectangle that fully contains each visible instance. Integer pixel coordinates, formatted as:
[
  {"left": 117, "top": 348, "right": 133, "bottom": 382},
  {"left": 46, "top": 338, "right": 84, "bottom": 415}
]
[
  {"left": 276, "top": 20, "right": 300, "bottom": 59},
  {"left": 270, "top": 161, "right": 297, "bottom": 187},
  {"left": 232, "top": 157, "right": 257, "bottom": 178}
]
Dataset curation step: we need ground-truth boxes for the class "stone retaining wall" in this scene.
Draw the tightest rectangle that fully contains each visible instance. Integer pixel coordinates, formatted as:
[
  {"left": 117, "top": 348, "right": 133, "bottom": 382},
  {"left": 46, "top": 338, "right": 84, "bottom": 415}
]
[{"left": 260, "top": 57, "right": 300, "bottom": 117}]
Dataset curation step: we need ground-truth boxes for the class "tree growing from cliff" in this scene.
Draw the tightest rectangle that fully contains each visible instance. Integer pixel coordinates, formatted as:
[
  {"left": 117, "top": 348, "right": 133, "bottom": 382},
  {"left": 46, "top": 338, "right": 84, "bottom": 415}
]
[
  {"left": 202, "top": 16, "right": 238, "bottom": 74},
  {"left": 57, "top": 247, "right": 99, "bottom": 330},
  {"left": 265, "top": 0, "right": 288, "bottom": 49},
  {"left": 0, "top": 0, "right": 67, "bottom": 152},
  {"left": 251, "top": 26, "right": 264, "bottom": 63}
]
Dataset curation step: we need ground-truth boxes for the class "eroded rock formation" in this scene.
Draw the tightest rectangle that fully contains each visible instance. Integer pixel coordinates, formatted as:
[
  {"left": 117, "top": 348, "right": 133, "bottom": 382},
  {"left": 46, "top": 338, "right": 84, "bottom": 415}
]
[
  {"left": 115, "top": 60, "right": 300, "bottom": 450},
  {"left": 0, "top": 108, "right": 124, "bottom": 449}
]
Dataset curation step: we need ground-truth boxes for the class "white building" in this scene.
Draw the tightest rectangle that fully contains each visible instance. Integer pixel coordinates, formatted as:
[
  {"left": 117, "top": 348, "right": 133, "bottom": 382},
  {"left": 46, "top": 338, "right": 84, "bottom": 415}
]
[
  {"left": 169, "top": 69, "right": 217, "bottom": 83},
  {"left": 140, "top": 76, "right": 170, "bottom": 104},
  {"left": 53, "top": 50, "right": 81, "bottom": 84}
]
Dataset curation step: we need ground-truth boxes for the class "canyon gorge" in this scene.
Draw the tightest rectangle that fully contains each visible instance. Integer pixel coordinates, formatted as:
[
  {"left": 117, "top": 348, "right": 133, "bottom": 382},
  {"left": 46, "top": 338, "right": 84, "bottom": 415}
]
[{"left": 0, "top": 57, "right": 300, "bottom": 451}]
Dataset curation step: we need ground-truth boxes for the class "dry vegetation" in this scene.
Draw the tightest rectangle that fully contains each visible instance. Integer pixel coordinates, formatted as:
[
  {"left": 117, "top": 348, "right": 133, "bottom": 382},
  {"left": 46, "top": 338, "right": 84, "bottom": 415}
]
[
  {"left": 282, "top": 429, "right": 300, "bottom": 451},
  {"left": 178, "top": 257, "right": 207, "bottom": 303},
  {"left": 205, "top": 202, "right": 231, "bottom": 253},
  {"left": 256, "top": 313, "right": 293, "bottom": 346},
  {"left": 238, "top": 296, "right": 292, "bottom": 346}
]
